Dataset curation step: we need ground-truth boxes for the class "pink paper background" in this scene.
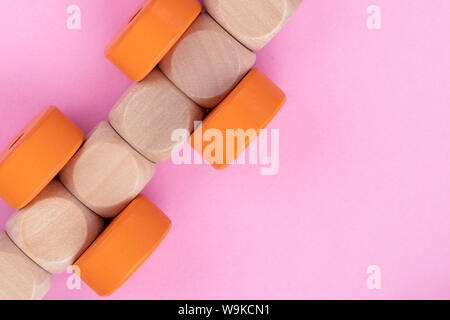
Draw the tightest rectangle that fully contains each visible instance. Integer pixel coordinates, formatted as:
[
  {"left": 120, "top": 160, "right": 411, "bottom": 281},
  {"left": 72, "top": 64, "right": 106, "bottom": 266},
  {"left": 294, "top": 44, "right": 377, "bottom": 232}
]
[{"left": 1, "top": 0, "right": 450, "bottom": 300}]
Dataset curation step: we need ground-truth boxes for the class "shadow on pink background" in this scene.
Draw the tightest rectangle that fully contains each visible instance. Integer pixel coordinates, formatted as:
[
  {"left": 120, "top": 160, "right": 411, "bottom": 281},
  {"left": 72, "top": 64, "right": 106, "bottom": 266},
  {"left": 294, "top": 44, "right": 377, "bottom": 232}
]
[{"left": 1, "top": 0, "right": 450, "bottom": 299}]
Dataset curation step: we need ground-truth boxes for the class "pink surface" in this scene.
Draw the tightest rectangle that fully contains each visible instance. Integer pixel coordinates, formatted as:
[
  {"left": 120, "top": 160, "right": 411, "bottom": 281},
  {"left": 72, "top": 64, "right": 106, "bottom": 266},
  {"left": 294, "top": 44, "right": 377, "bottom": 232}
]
[{"left": 1, "top": 0, "right": 450, "bottom": 299}]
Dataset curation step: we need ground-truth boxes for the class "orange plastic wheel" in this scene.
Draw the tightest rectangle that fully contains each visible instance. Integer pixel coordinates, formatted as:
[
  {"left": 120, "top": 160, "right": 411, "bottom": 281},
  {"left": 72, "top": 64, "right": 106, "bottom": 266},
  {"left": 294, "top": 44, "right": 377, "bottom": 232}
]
[
  {"left": 190, "top": 68, "right": 287, "bottom": 169},
  {"left": 74, "top": 195, "right": 172, "bottom": 296},
  {"left": 0, "top": 106, "right": 84, "bottom": 209},
  {"left": 105, "top": 0, "right": 201, "bottom": 82}
]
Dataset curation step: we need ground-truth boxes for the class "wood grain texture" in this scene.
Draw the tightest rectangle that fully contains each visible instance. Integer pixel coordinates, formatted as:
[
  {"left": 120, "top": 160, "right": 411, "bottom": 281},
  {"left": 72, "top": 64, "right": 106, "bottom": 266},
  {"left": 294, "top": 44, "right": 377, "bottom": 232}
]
[
  {"left": 159, "top": 13, "right": 256, "bottom": 108},
  {"left": 59, "top": 121, "right": 156, "bottom": 218},
  {"left": 6, "top": 179, "right": 103, "bottom": 274},
  {"left": 109, "top": 68, "right": 204, "bottom": 163},
  {"left": 0, "top": 231, "right": 52, "bottom": 300},
  {"left": 204, "top": 0, "right": 302, "bottom": 51}
]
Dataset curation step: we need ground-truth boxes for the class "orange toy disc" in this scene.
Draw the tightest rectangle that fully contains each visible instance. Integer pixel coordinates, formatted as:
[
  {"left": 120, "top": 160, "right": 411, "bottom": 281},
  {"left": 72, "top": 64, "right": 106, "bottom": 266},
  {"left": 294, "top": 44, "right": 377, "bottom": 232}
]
[
  {"left": 190, "top": 68, "right": 287, "bottom": 170},
  {"left": 105, "top": 0, "right": 201, "bottom": 82},
  {"left": 0, "top": 106, "right": 84, "bottom": 209},
  {"left": 74, "top": 195, "right": 172, "bottom": 296}
]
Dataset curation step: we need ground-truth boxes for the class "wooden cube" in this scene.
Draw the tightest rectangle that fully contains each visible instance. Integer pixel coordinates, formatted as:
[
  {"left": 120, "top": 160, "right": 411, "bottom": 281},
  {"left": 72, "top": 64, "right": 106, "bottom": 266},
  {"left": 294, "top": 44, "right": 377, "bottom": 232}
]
[
  {"left": 109, "top": 68, "right": 204, "bottom": 163},
  {"left": 204, "top": 0, "right": 302, "bottom": 51},
  {"left": 0, "top": 231, "right": 52, "bottom": 300},
  {"left": 6, "top": 179, "right": 104, "bottom": 274},
  {"left": 159, "top": 13, "right": 256, "bottom": 108},
  {"left": 59, "top": 121, "right": 156, "bottom": 218}
]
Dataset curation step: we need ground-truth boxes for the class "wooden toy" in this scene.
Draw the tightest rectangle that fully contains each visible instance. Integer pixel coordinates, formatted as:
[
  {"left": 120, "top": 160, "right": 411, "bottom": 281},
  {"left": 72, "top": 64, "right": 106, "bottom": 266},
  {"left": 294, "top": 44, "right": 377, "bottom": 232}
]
[
  {"left": 0, "top": 106, "right": 83, "bottom": 209},
  {"left": 109, "top": 68, "right": 204, "bottom": 163},
  {"left": 204, "top": 0, "right": 302, "bottom": 51},
  {"left": 0, "top": 231, "right": 52, "bottom": 300},
  {"left": 191, "top": 68, "right": 286, "bottom": 169},
  {"left": 74, "top": 195, "right": 171, "bottom": 296},
  {"left": 0, "top": 0, "right": 301, "bottom": 299},
  {"left": 105, "top": 0, "right": 201, "bottom": 81},
  {"left": 59, "top": 121, "right": 156, "bottom": 218},
  {"left": 6, "top": 179, "right": 104, "bottom": 274},
  {"left": 159, "top": 13, "right": 256, "bottom": 108}
]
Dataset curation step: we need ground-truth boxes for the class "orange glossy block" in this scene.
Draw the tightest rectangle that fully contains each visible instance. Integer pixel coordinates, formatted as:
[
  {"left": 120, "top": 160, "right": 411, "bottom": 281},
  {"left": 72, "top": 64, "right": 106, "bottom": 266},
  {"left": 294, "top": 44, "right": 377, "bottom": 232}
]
[
  {"left": 105, "top": 0, "right": 201, "bottom": 82},
  {"left": 190, "top": 69, "right": 286, "bottom": 169},
  {"left": 74, "top": 195, "right": 171, "bottom": 296},
  {"left": 0, "top": 107, "right": 83, "bottom": 209}
]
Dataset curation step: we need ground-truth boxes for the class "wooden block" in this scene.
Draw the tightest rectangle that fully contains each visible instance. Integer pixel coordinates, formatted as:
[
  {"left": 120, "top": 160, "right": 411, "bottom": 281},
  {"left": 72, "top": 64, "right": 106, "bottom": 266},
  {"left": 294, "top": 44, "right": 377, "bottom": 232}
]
[
  {"left": 75, "top": 195, "right": 171, "bottom": 296},
  {"left": 191, "top": 68, "right": 286, "bottom": 169},
  {"left": 0, "top": 231, "right": 52, "bottom": 300},
  {"left": 159, "top": 13, "right": 256, "bottom": 109},
  {"left": 6, "top": 179, "right": 104, "bottom": 274},
  {"left": 204, "top": 0, "right": 302, "bottom": 51},
  {"left": 105, "top": 0, "right": 201, "bottom": 81},
  {"left": 59, "top": 121, "right": 156, "bottom": 218},
  {"left": 0, "top": 106, "right": 83, "bottom": 209},
  {"left": 109, "top": 68, "right": 204, "bottom": 163}
]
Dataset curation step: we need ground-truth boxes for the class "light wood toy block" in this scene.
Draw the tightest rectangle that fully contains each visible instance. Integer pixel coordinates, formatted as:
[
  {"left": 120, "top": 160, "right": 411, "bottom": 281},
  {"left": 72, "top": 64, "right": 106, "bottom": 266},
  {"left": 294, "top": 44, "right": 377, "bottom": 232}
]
[
  {"left": 204, "top": 0, "right": 302, "bottom": 51},
  {"left": 109, "top": 68, "right": 204, "bottom": 163},
  {"left": 0, "top": 231, "right": 52, "bottom": 300},
  {"left": 6, "top": 179, "right": 104, "bottom": 274},
  {"left": 159, "top": 13, "right": 256, "bottom": 109},
  {"left": 59, "top": 121, "right": 156, "bottom": 218}
]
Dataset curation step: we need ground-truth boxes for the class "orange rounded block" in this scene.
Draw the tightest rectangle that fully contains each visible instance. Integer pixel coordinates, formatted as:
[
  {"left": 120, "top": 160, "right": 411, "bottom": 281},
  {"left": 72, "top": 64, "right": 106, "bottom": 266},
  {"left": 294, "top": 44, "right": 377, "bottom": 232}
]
[
  {"left": 0, "top": 107, "right": 83, "bottom": 209},
  {"left": 74, "top": 195, "right": 171, "bottom": 296},
  {"left": 105, "top": 0, "right": 201, "bottom": 82},
  {"left": 190, "top": 69, "right": 286, "bottom": 169}
]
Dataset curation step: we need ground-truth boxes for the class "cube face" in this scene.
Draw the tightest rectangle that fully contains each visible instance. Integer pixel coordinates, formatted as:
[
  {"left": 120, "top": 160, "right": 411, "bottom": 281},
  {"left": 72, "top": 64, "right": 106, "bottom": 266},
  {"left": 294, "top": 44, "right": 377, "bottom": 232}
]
[
  {"left": 159, "top": 13, "right": 256, "bottom": 108},
  {"left": 109, "top": 68, "right": 204, "bottom": 163},
  {"left": 0, "top": 106, "right": 83, "bottom": 209},
  {"left": 0, "top": 231, "right": 52, "bottom": 300},
  {"left": 204, "top": 0, "right": 302, "bottom": 51},
  {"left": 191, "top": 68, "right": 286, "bottom": 169},
  {"left": 75, "top": 195, "right": 172, "bottom": 296},
  {"left": 59, "top": 121, "right": 156, "bottom": 218},
  {"left": 6, "top": 179, "right": 104, "bottom": 274},
  {"left": 105, "top": 0, "right": 201, "bottom": 81}
]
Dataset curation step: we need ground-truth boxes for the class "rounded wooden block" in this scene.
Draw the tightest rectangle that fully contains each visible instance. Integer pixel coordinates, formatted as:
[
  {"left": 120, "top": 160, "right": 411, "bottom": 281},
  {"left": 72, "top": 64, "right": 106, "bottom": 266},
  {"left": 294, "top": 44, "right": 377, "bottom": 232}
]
[
  {"left": 0, "top": 106, "right": 84, "bottom": 209},
  {"left": 6, "top": 179, "right": 104, "bottom": 274},
  {"left": 109, "top": 68, "right": 205, "bottom": 163},
  {"left": 204, "top": 0, "right": 302, "bottom": 51},
  {"left": 74, "top": 195, "right": 171, "bottom": 296},
  {"left": 59, "top": 121, "right": 156, "bottom": 218},
  {"left": 0, "top": 231, "right": 52, "bottom": 300},
  {"left": 105, "top": 0, "right": 201, "bottom": 81},
  {"left": 190, "top": 68, "right": 286, "bottom": 169},
  {"left": 159, "top": 13, "right": 256, "bottom": 109}
]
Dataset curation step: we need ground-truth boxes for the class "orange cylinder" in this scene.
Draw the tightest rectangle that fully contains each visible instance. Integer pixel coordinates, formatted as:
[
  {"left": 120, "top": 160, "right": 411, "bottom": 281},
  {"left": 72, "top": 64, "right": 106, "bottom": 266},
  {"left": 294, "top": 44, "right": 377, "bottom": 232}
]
[
  {"left": 74, "top": 195, "right": 172, "bottom": 296},
  {"left": 0, "top": 106, "right": 84, "bottom": 209},
  {"left": 190, "top": 68, "right": 286, "bottom": 169},
  {"left": 105, "top": 0, "right": 201, "bottom": 81}
]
